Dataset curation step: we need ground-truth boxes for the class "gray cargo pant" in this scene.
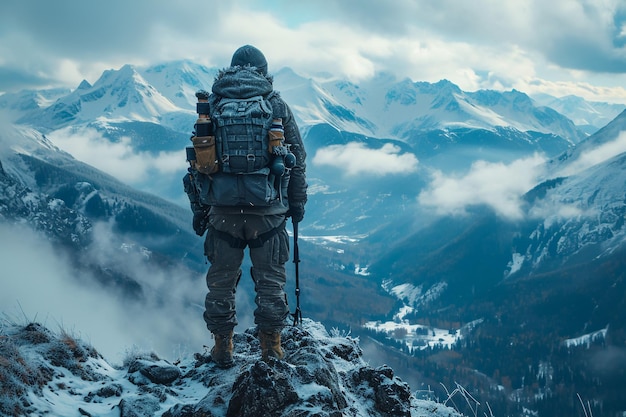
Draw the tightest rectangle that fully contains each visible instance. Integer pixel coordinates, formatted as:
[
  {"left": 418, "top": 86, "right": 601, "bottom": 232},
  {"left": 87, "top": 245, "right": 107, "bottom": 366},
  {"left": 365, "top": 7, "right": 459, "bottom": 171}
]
[{"left": 203, "top": 213, "right": 290, "bottom": 335}]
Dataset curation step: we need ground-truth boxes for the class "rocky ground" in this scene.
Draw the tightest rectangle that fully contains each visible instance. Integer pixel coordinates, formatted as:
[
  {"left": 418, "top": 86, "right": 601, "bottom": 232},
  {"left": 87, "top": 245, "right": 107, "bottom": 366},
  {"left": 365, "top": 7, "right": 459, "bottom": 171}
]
[{"left": 0, "top": 317, "right": 462, "bottom": 417}]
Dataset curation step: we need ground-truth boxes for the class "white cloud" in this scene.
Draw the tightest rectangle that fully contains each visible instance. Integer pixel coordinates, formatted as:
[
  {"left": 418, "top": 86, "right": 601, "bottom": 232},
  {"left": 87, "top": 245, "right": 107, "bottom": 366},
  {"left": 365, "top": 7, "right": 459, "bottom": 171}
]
[
  {"left": 418, "top": 154, "right": 547, "bottom": 219},
  {"left": 2, "top": 1, "right": 626, "bottom": 103},
  {"left": 0, "top": 221, "right": 216, "bottom": 364},
  {"left": 558, "top": 131, "right": 626, "bottom": 176},
  {"left": 528, "top": 200, "right": 586, "bottom": 223},
  {"left": 312, "top": 141, "right": 418, "bottom": 176},
  {"left": 47, "top": 127, "right": 186, "bottom": 185}
]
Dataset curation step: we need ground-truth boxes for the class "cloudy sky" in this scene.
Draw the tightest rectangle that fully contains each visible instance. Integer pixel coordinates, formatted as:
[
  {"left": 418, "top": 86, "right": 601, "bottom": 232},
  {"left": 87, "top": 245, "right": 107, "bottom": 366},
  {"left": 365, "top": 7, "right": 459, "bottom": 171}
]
[{"left": 1, "top": 0, "right": 626, "bottom": 103}]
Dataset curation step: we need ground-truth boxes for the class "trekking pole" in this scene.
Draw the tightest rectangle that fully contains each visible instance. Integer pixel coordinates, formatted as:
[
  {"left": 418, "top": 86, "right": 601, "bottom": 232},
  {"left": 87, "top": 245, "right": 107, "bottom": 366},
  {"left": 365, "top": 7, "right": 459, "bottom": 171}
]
[{"left": 291, "top": 218, "right": 303, "bottom": 326}]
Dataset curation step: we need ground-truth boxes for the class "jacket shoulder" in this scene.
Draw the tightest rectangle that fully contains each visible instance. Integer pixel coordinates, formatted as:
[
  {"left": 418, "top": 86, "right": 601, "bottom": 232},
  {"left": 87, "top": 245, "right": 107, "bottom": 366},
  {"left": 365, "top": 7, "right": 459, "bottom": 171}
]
[{"left": 268, "top": 93, "right": 288, "bottom": 119}]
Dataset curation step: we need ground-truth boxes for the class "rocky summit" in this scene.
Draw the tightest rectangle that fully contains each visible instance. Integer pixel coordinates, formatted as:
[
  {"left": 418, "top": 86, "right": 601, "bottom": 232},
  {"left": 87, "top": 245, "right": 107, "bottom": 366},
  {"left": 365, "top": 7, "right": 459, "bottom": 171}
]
[{"left": 0, "top": 318, "right": 461, "bottom": 417}]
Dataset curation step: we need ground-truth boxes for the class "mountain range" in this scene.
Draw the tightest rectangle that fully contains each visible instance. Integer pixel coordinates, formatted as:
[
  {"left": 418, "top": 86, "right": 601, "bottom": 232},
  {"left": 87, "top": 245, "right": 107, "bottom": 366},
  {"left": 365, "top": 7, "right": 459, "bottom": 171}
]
[{"left": 2, "top": 60, "right": 626, "bottom": 417}]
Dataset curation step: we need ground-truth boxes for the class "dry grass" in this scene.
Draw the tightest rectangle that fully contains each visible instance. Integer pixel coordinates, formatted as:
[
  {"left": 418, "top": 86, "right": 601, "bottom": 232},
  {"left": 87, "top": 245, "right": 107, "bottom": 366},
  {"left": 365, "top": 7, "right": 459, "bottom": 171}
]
[{"left": 0, "top": 316, "right": 103, "bottom": 416}]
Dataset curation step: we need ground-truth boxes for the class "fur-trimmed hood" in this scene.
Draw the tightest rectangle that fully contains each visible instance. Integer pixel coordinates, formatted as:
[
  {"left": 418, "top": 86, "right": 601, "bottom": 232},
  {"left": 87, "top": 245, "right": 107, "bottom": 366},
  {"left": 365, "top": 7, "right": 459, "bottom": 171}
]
[{"left": 211, "top": 66, "right": 274, "bottom": 99}]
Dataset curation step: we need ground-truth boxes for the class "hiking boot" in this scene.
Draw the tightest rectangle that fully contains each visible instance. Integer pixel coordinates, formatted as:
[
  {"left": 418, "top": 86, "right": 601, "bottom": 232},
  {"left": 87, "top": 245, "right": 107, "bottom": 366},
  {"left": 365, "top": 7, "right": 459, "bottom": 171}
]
[
  {"left": 259, "top": 330, "right": 284, "bottom": 361},
  {"left": 210, "top": 331, "right": 234, "bottom": 368}
]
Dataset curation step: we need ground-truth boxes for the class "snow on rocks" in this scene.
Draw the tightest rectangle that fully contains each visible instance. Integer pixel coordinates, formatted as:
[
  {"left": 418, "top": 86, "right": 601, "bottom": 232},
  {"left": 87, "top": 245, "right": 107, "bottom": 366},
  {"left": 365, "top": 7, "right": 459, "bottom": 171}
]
[{"left": 0, "top": 317, "right": 462, "bottom": 417}]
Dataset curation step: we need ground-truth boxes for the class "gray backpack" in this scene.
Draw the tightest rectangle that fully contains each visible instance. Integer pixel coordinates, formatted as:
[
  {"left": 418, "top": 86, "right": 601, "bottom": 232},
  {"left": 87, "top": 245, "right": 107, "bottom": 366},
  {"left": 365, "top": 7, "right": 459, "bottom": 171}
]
[
  {"left": 213, "top": 95, "right": 274, "bottom": 174},
  {"left": 190, "top": 92, "right": 287, "bottom": 207}
]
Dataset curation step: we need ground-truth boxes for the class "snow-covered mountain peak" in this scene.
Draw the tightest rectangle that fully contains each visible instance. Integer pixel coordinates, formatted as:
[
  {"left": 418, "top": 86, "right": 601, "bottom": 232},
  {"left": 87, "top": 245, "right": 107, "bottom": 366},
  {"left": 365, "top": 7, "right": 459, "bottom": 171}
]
[
  {"left": 422, "top": 78, "right": 462, "bottom": 95},
  {"left": 140, "top": 60, "right": 219, "bottom": 109},
  {"left": 0, "top": 88, "right": 71, "bottom": 123},
  {"left": 3, "top": 61, "right": 590, "bottom": 147},
  {"left": 76, "top": 79, "right": 92, "bottom": 90},
  {"left": 29, "top": 64, "right": 181, "bottom": 130},
  {"left": 274, "top": 71, "right": 376, "bottom": 133},
  {"left": 311, "top": 75, "right": 585, "bottom": 140},
  {"left": 87, "top": 64, "right": 178, "bottom": 120}
]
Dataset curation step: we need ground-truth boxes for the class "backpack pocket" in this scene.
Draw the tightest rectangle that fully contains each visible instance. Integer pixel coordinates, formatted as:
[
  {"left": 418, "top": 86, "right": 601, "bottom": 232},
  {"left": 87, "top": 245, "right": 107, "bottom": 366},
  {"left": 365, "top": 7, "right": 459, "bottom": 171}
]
[
  {"left": 192, "top": 135, "right": 219, "bottom": 174},
  {"left": 208, "top": 168, "right": 277, "bottom": 207}
]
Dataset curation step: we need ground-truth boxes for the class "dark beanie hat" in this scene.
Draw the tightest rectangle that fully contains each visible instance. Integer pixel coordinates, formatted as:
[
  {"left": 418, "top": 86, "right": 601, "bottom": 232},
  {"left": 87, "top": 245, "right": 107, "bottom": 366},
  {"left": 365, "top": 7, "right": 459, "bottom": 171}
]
[{"left": 230, "top": 45, "right": 268, "bottom": 75}]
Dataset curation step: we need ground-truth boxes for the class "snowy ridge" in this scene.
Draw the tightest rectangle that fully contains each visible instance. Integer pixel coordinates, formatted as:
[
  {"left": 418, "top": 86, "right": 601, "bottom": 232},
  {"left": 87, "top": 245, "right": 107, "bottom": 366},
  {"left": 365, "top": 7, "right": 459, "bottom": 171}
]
[
  {"left": 7, "top": 61, "right": 592, "bottom": 147},
  {"left": 505, "top": 116, "right": 626, "bottom": 276},
  {"left": 0, "top": 124, "right": 69, "bottom": 189},
  {"left": 31, "top": 64, "right": 182, "bottom": 131},
  {"left": 140, "top": 60, "right": 219, "bottom": 110},
  {"left": 0, "top": 318, "right": 461, "bottom": 417},
  {"left": 529, "top": 154, "right": 626, "bottom": 264},
  {"left": 311, "top": 76, "right": 585, "bottom": 142},
  {"left": 532, "top": 93, "right": 626, "bottom": 133},
  {"left": 0, "top": 121, "right": 191, "bottom": 232}
]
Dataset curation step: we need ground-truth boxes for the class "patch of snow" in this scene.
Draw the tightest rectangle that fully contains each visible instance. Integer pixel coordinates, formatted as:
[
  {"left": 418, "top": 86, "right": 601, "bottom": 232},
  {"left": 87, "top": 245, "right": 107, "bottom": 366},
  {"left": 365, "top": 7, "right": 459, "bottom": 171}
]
[
  {"left": 300, "top": 234, "right": 368, "bottom": 245},
  {"left": 364, "top": 320, "right": 461, "bottom": 352},
  {"left": 563, "top": 326, "right": 609, "bottom": 349},
  {"left": 393, "top": 305, "right": 414, "bottom": 322},
  {"left": 389, "top": 283, "right": 423, "bottom": 306},
  {"left": 505, "top": 252, "right": 525, "bottom": 277},
  {"left": 2, "top": 318, "right": 463, "bottom": 417},
  {"left": 354, "top": 264, "right": 370, "bottom": 276}
]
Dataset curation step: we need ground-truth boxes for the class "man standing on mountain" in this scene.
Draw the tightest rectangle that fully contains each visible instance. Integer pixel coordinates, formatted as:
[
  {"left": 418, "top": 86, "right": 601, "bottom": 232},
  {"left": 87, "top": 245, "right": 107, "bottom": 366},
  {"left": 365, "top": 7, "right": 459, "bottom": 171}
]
[{"left": 183, "top": 45, "right": 307, "bottom": 367}]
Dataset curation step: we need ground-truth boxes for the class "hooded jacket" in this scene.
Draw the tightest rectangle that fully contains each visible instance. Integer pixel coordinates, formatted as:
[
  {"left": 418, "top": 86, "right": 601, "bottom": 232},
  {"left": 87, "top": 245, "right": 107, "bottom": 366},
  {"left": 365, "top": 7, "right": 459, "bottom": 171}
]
[{"left": 205, "top": 66, "right": 307, "bottom": 215}]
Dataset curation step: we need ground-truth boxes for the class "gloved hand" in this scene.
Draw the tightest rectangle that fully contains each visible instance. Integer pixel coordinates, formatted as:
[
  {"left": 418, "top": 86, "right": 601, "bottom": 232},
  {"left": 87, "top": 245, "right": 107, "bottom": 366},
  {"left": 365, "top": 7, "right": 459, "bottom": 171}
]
[
  {"left": 288, "top": 201, "right": 305, "bottom": 223},
  {"left": 192, "top": 205, "right": 210, "bottom": 236}
]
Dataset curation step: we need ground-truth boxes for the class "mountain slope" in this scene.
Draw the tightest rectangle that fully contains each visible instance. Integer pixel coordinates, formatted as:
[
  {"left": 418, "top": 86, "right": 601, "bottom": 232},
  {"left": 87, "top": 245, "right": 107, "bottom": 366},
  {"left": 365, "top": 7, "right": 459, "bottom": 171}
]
[
  {"left": 140, "top": 60, "right": 219, "bottom": 109},
  {"left": 363, "top": 109, "right": 626, "bottom": 417},
  {"left": 371, "top": 108, "right": 626, "bottom": 297},
  {"left": 0, "top": 122, "right": 205, "bottom": 291},
  {"left": 512, "top": 110, "right": 626, "bottom": 277},
  {"left": 30, "top": 64, "right": 180, "bottom": 129},
  {"left": 553, "top": 109, "right": 626, "bottom": 169}
]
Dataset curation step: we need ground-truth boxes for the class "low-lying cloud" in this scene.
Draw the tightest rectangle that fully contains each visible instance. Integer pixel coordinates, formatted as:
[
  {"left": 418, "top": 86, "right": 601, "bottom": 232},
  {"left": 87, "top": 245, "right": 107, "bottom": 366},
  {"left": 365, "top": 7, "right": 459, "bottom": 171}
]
[
  {"left": 0, "top": 221, "right": 254, "bottom": 364},
  {"left": 558, "top": 131, "right": 626, "bottom": 177},
  {"left": 418, "top": 154, "right": 547, "bottom": 220},
  {"left": 312, "top": 142, "right": 418, "bottom": 176},
  {"left": 47, "top": 127, "right": 185, "bottom": 185}
]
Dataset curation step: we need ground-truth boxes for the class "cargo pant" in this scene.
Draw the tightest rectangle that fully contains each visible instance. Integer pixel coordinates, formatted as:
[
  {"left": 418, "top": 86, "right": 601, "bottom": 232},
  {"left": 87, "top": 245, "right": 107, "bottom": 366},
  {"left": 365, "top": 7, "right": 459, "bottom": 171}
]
[{"left": 203, "top": 213, "right": 290, "bottom": 335}]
